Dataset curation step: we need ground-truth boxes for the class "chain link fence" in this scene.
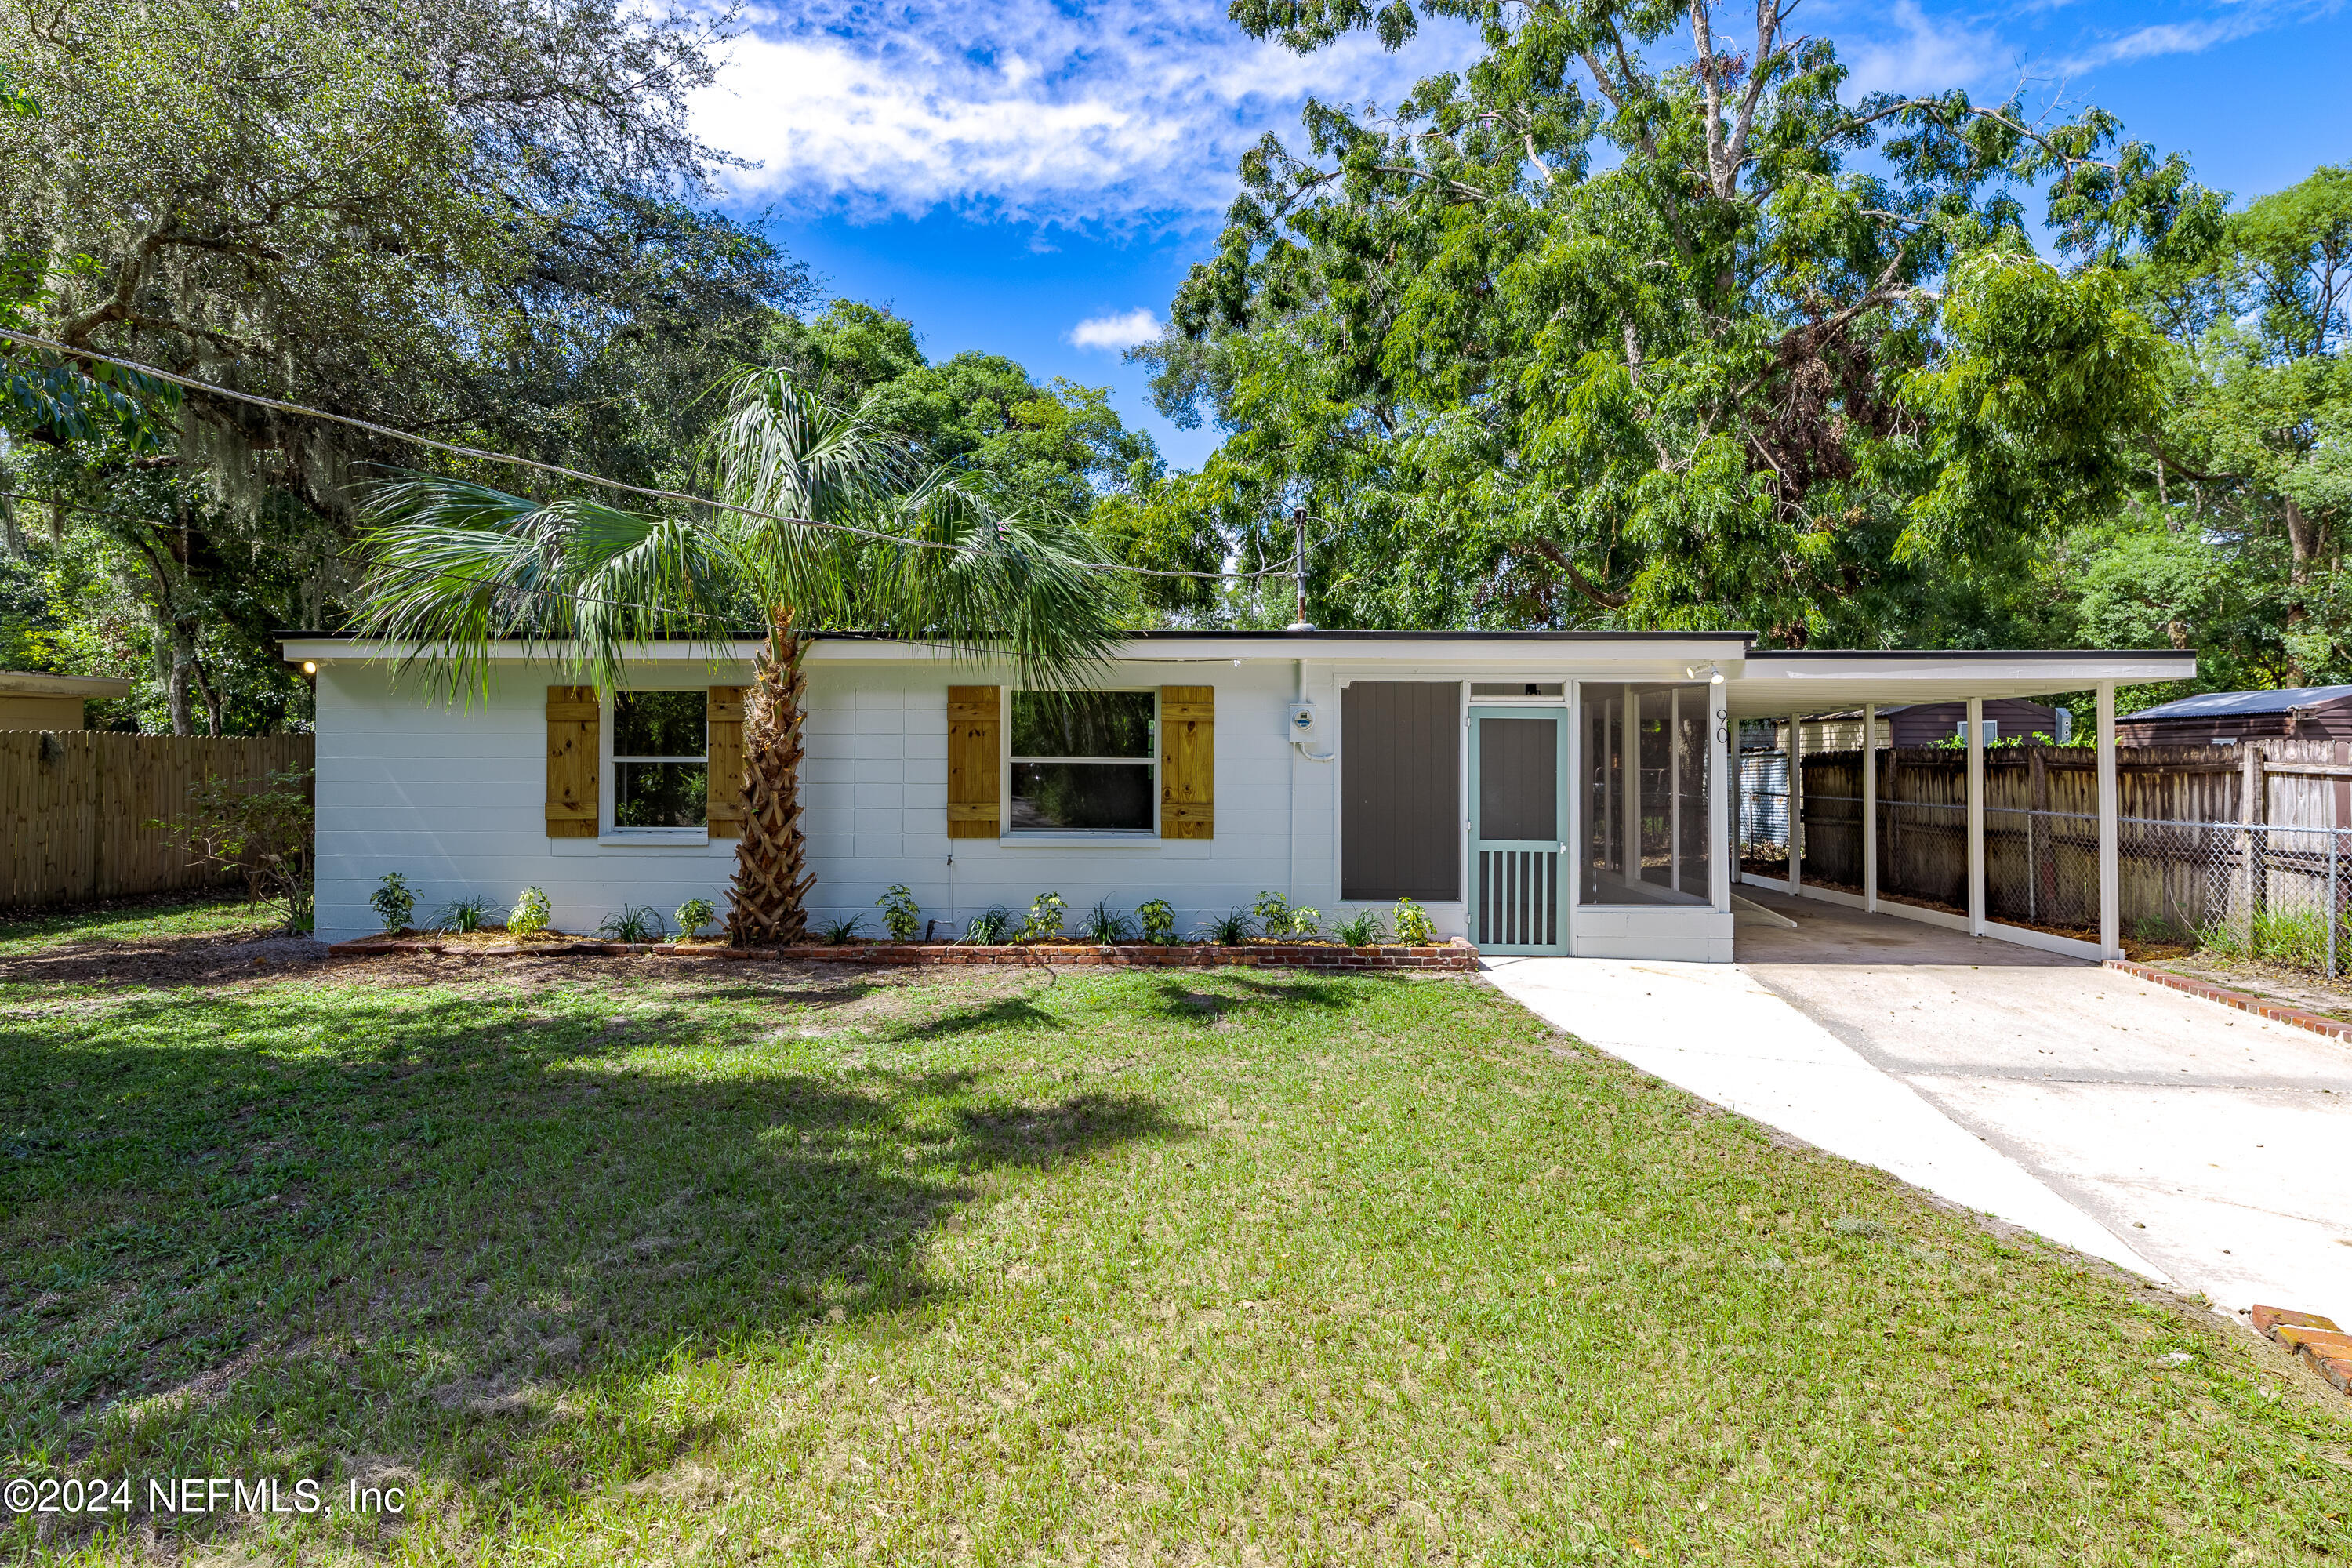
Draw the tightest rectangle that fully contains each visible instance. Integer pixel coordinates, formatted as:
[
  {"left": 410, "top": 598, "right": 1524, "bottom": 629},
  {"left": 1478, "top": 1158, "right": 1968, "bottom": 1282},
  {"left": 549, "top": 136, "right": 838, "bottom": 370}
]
[{"left": 2119, "top": 818, "right": 2352, "bottom": 976}]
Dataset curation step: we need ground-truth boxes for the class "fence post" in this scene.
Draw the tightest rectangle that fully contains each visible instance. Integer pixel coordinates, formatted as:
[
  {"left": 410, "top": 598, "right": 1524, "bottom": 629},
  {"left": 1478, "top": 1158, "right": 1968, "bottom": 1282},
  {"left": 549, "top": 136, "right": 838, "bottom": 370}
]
[
  {"left": 2238, "top": 741, "right": 2262, "bottom": 946},
  {"left": 1863, "top": 703, "right": 1878, "bottom": 915},
  {"left": 2330, "top": 819, "right": 2340, "bottom": 981}
]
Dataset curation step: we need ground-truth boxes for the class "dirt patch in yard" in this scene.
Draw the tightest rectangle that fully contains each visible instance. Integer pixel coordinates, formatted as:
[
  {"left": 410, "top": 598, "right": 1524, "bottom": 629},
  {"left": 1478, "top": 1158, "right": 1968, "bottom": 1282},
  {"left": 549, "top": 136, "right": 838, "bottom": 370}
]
[{"left": 0, "top": 925, "right": 332, "bottom": 990}]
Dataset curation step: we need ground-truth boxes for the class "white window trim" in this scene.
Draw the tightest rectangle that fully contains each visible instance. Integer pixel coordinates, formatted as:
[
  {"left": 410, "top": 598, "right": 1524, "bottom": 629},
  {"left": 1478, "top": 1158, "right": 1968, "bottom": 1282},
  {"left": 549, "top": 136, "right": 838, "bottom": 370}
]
[
  {"left": 600, "top": 687, "right": 710, "bottom": 845},
  {"left": 1002, "top": 687, "right": 1160, "bottom": 839}
]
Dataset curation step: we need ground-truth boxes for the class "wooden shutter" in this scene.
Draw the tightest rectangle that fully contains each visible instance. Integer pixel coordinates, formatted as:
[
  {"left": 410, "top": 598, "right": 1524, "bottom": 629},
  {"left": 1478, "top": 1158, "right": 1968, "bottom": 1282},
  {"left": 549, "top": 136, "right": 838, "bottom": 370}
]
[
  {"left": 1160, "top": 685, "right": 1214, "bottom": 838},
  {"left": 947, "top": 686, "right": 1000, "bottom": 838},
  {"left": 546, "top": 685, "right": 599, "bottom": 838},
  {"left": 707, "top": 686, "right": 746, "bottom": 838}
]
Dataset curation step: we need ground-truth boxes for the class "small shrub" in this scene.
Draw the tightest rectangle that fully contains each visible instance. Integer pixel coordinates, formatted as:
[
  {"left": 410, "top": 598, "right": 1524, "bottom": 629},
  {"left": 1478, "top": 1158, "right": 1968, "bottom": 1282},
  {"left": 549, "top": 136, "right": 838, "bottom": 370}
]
[
  {"left": 370, "top": 872, "right": 416, "bottom": 935},
  {"left": 876, "top": 884, "right": 921, "bottom": 942},
  {"left": 674, "top": 898, "right": 717, "bottom": 941},
  {"left": 1083, "top": 899, "right": 1135, "bottom": 944},
  {"left": 1393, "top": 896, "right": 1436, "bottom": 946},
  {"left": 1251, "top": 890, "right": 1293, "bottom": 937},
  {"left": 961, "top": 906, "right": 1015, "bottom": 944},
  {"left": 434, "top": 896, "right": 492, "bottom": 934},
  {"left": 149, "top": 765, "right": 315, "bottom": 932},
  {"left": 818, "top": 911, "right": 872, "bottom": 945},
  {"left": 1018, "top": 891, "right": 1067, "bottom": 942},
  {"left": 1137, "top": 898, "right": 1178, "bottom": 944},
  {"left": 1199, "top": 907, "right": 1256, "bottom": 945},
  {"left": 1286, "top": 906, "right": 1321, "bottom": 939},
  {"left": 1334, "top": 909, "right": 1386, "bottom": 946},
  {"left": 598, "top": 905, "right": 667, "bottom": 943},
  {"left": 508, "top": 887, "right": 551, "bottom": 935}
]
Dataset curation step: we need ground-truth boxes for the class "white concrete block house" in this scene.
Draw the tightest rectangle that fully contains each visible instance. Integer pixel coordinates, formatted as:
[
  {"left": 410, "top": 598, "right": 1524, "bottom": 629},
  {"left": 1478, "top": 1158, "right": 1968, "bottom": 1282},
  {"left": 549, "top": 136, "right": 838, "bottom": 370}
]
[{"left": 282, "top": 631, "right": 2193, "bottom": 959}]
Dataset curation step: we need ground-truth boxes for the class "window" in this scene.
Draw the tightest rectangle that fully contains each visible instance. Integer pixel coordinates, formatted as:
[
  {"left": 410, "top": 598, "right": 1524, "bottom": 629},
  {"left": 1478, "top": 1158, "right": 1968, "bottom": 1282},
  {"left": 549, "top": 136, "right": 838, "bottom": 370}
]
[
  {"left": 1007, "top": 690, "right": 1156, "bottom": 832},
  {"left": 612, "top": 690, "right": 707, "bottom": 829},
  {"left": 1956, "top": 719, "right": 1998, "bottom": 744}
]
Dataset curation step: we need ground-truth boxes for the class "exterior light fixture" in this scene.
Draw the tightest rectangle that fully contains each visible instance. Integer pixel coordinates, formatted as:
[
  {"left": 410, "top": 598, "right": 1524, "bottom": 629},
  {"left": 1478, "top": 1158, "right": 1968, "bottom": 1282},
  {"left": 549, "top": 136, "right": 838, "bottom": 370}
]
[{"left": 301, "top": 660, "right": 318, "bottom": 675}]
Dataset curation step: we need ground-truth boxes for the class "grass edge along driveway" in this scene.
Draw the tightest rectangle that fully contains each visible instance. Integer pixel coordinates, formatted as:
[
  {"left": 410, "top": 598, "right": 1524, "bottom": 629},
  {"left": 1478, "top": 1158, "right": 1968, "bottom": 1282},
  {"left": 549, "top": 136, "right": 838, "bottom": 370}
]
[{"left": 2, "top": 900, "right": 2347, "bottom": 1564}]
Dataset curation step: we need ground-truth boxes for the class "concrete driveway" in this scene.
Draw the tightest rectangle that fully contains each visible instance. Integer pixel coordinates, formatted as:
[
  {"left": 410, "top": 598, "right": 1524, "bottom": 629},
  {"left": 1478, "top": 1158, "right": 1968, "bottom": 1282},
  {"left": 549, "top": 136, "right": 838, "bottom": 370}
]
[{"left": 1485, "top": 887, "right": 2352, "bottom": 1321}]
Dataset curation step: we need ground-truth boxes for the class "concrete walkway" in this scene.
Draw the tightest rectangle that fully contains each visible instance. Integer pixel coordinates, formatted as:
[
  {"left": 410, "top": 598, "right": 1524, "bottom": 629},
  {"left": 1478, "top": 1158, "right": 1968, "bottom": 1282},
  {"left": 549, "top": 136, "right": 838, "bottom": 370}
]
[{"left": 1486, "top": 887, "right": 2352, "bottom": 1319}]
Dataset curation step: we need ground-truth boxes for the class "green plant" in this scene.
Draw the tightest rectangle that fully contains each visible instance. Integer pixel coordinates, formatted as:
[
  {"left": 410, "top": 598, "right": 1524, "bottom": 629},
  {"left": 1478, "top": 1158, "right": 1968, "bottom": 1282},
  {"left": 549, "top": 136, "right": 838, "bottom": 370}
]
[
  {"left": 1334, "top": 909, "right": 1387, "bottom": 946},
  {"left": 1137, "top": 898, "right": 1178, "bottom": 944},
  {"left": 434, "top": 896, "right": 492, "bottom": 934},
  {"left": 1200, "top": 907, "right": 1257, "bottom": 945},
  {"left": 1083, "top": 900, "right": 1135, "bottom": 944},
  {"left": 1018, "top": 891, "right": 1067, "bottom": 942},
  {"left": 818, "top": 911, "right": 871, "bottom": 945},
  {"left": 599, "top": 905, "right": 667, "bottom": 944},
  {"left": 674, "top": 898, "right": 718, "bottom": 941},
  {"left": 508, "top": 887, "right": 552, "bottom": 935},
  {"left": 877, "top": 885, "right": 921, "bottom": 942},
  {"left": 960, "top": 906, "right": 1016, "bottom": 944},
  {"left": 1394, "top": 897, "right": 1436, "bottom": 946},
  {"left": 356, "top": 365, "right": 1123, "bottom": 951},
  {"left": 148, "top": 767, "right": 317, "bottom": 932},
  {"left": 1287, "top": 906, "right": 1321, "bottom": 939},
  {"left": 1251, "top": 890, "right": 1293, "bottom": 937},
  {"left": 369, "top": 872, "right": 415, "bottom": 935}
]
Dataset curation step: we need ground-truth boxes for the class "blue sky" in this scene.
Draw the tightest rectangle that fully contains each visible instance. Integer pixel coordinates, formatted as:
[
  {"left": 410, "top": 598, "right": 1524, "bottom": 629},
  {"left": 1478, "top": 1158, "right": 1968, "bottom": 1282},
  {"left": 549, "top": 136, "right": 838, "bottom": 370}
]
[{"left": 688, "top": 0, "right": 2352, "bottom": 470}]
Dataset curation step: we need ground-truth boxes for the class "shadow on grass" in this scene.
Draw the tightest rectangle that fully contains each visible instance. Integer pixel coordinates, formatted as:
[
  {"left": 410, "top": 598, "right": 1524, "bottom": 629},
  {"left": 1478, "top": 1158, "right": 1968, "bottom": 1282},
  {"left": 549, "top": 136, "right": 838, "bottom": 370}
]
[
  {"left": 0, "top": 983, "right": 1182, "bottom": 1541},
  {"left": 1143, "top": 970, "right": 1369, "bottom": 1024}
]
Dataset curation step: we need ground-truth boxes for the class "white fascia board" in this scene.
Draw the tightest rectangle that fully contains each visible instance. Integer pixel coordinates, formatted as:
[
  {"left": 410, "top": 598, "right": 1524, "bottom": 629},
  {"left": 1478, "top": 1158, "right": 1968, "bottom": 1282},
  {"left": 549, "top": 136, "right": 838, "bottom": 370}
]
[{"left": 280, "top": 634, "right": 1757, "bottom": 669}]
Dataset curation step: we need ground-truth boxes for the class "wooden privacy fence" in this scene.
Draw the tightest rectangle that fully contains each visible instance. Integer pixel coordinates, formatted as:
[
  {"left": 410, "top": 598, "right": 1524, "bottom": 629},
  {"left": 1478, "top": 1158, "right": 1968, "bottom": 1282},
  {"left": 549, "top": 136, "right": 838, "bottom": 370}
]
[
  {"left": 1740, "top": 739, "right": 2352, "bottom": 941},
  {"left": 0, "top": 731, "right": 313, "bottom": 909}
]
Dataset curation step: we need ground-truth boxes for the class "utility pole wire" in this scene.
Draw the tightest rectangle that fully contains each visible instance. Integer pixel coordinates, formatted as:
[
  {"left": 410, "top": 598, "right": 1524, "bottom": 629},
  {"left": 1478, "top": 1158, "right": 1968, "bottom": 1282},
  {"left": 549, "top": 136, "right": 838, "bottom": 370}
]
[{"left": 0, "top": 325, "right": 1283, "bottom": 584}]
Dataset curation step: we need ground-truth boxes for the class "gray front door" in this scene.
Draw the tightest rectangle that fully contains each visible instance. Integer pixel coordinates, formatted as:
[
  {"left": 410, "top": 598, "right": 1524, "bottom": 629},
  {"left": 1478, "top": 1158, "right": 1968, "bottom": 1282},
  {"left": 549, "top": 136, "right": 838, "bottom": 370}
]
[{"left": 1469, "top": 708, "right": 1568, "bottom": 953}]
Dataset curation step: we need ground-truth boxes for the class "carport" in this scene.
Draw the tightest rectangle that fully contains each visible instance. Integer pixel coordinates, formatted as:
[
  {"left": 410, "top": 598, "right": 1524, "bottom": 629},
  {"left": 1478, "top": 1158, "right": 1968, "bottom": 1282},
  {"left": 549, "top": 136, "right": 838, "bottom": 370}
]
[{"left": 1722, "top": 651, "right": 2198, "bottom": 960}]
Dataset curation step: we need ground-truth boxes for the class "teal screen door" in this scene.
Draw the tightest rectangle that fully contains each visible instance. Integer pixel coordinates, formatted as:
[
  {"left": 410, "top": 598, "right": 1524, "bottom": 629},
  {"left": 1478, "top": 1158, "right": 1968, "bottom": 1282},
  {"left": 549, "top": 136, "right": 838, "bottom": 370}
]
[{"left": 1469, "top": 708, "right": 1568, "bottom": 953}]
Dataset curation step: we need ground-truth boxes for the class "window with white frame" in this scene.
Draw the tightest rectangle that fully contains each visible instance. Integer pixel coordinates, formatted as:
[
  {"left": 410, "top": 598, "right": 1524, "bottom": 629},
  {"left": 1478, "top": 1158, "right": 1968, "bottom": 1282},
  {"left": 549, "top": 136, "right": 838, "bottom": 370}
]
[
  {"left": 612, "top": 691, "right": 707, "bottom": 829},
  {"left": 1007, "top": 690, "right": 1156, "bottom": 832}
]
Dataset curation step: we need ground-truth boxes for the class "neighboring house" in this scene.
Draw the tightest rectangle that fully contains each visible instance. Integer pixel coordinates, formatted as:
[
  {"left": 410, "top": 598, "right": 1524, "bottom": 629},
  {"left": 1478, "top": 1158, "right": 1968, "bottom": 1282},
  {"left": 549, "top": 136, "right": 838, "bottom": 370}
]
[
  {"left": 281, "top": 632, "right": 2192, "bottom": 960},
  {"left": 2116, "top": 685, "right": 2352, "bottom": 746},
  {"left": 1753, "top": 699, "right": 2067, "bottom": 753},
  {"left": 0, "top": 670, "right": 133, "bottom": 730}
]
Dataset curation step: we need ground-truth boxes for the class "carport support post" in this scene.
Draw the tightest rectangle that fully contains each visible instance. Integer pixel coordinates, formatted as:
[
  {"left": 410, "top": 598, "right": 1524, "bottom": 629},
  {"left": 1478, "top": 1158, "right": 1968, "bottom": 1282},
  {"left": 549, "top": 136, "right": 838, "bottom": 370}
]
[
  {"left": 1863, "top": 703, "right": 1878, "bottom": 914},
  {"left": 1788, "top": 710, "right": 1803, "bottom": 896},
  {"left": 1965, "top": 697, "right": 1986, "bottom": 936},
  {"left": 2098, "top": 681, "right": 2120, "bottom": 960}
]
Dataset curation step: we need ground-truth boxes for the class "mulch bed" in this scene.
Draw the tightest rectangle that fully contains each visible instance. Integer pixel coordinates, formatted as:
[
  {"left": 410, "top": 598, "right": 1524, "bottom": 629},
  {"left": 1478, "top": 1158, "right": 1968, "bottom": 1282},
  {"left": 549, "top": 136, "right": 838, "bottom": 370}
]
[{"left": 329, "top": 933, "right": 1480, "bottom": 971}]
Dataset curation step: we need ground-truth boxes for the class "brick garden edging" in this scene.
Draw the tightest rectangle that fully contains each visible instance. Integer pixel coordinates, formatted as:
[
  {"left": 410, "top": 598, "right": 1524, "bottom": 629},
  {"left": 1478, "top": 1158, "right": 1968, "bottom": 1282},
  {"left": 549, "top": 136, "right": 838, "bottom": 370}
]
[
  {"left": 2252, "top": 1305, "right": 2352, "bottom": 1395},
  {"left": 326, "top": 936, "right": 1479, "bottom": 971},
  {"left": 2104, "top": 958, "right": 2352, "bottom": 1042}
]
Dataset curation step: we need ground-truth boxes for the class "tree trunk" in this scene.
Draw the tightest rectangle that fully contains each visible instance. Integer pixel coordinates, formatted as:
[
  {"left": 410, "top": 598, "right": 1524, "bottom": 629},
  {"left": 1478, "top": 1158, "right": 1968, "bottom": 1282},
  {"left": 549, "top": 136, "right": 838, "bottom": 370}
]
[
  {"left": 165, "top": 641, "right": 195, "bottom": 735},
  {"left": 727, "top": 609, "right": 815, "bottom": 946}
]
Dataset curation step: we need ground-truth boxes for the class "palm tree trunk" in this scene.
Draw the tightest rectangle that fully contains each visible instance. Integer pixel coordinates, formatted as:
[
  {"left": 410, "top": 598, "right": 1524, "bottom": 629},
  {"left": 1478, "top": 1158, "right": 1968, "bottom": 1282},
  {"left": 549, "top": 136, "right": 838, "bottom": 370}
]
[{"left": 727, "top": 609, "right": 815, "bottom": 946}]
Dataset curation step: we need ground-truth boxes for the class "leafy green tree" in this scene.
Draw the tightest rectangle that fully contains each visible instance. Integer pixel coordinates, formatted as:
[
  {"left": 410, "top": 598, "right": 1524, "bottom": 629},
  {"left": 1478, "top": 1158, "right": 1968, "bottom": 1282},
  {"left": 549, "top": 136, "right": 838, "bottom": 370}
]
[
  {"left": 769, "top": 302, "right": 1162, "bottom": 518},
  {"left": 2105, "top": 166, "right": 2352, "bottom": 685},
  {"left": 356, "top": 369, "right": 1123, "bottom": 946},
  {"left": 0, "top": 0, "right": 804, "bottom": 729},
  {"left": 1131, "top": 0, "right": 2203, "bottom": 641}
]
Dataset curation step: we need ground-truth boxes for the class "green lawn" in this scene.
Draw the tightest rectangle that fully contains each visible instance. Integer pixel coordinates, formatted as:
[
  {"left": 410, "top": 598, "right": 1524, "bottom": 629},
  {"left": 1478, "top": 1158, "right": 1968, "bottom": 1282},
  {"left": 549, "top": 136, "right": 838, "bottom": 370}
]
[{"left": 2, "top": 898, "right": 2347, "bottom": 1565}]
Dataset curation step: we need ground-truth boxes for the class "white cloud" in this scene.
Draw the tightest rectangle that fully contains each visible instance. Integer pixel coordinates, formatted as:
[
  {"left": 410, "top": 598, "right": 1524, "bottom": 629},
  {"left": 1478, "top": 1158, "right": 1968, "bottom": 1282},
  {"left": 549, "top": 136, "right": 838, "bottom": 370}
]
[
  {"left": 2056, "top": 10, "right": 2275, "bottom": 71},
  {"left": 687, "top": 0, "right": 1478, "bottom": 222},
  {"left": 1839, "top": 0, "right": 2008, "bottom": 95},
  {"left": 1069, "top": 307, "right": 1161, "bottom": 349}
]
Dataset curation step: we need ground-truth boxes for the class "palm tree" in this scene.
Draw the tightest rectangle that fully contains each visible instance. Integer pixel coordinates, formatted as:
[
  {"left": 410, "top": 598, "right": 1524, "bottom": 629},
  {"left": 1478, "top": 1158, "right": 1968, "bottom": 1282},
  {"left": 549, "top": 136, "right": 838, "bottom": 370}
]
[{"left": 356, "top": 366, "right": 1121, "bottom": 945}]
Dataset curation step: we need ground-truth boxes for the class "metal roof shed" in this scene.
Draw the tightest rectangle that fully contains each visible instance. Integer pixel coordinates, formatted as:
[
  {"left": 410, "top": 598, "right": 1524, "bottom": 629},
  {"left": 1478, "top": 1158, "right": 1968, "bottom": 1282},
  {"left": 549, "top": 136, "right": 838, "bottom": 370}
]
[{"left": 2114, "top": 685, "right": 2352, "bottom": 746}]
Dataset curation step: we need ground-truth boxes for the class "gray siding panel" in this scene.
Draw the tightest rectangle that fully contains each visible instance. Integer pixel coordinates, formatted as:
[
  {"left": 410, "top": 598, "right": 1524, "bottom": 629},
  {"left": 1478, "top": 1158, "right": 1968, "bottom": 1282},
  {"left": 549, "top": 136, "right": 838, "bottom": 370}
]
[{"left": 1341, "top": 682, "right": 1461, "bottom": 902}]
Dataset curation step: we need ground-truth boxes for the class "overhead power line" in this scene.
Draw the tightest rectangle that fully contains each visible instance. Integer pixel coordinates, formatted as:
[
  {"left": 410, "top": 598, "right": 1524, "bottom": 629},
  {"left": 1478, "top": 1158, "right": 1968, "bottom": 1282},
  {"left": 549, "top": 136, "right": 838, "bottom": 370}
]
[{"left": 0, "top": 325, "right": 1287, "bottom": 584}]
